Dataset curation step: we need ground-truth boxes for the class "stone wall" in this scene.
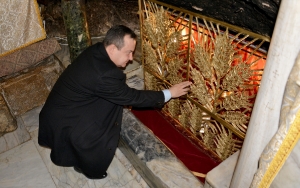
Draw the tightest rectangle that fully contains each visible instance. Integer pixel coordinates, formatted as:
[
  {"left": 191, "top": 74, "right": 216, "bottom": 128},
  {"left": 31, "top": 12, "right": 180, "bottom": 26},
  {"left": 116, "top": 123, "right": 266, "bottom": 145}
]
[
  {"left": 40, "top": 0, "right": 140, "bottom": 37},
  {"left": 39, "top": 0, "right": 279, "bottom": 38}
]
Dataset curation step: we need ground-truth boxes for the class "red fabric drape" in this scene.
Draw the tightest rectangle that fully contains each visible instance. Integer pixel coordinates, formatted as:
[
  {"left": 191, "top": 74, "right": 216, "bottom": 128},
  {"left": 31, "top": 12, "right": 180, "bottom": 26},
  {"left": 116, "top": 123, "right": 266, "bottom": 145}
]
[{"left": 131, "top": 108, "right": 220, "bottom": 183}]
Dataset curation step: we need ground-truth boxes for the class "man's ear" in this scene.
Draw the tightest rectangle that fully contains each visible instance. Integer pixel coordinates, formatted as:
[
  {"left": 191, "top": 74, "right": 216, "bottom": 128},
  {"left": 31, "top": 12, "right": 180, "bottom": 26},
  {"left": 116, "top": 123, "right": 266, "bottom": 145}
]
[
  {"left": 106, "top": 44, "right": 118, "bottom": 63},
  {"left": 106, "top": 44, "right": 117, "bottom": 56},
  {"left": 106, "top": 44, "right": 114, "bottom": 52}
]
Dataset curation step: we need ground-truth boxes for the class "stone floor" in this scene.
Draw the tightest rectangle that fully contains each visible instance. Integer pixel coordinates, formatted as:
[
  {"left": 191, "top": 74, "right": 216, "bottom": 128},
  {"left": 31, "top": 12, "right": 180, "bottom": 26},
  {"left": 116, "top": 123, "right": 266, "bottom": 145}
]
[{"left": 0, "top": 105, "right": 152, "bottom": 188}]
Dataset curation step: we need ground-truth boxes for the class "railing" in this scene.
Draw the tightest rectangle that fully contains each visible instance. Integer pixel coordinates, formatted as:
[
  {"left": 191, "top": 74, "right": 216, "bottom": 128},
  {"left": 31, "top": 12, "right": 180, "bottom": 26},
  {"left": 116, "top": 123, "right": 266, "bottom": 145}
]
[{"left": 139, "top": 0, "right": 269, "bottom": 161}]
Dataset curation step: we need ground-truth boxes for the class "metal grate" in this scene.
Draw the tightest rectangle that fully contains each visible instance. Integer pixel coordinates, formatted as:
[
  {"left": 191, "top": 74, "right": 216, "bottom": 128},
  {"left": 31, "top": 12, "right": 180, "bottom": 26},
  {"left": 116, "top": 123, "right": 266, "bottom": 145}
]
[{"left": 139, "top": 0, "right": 269, "bottom": 161}]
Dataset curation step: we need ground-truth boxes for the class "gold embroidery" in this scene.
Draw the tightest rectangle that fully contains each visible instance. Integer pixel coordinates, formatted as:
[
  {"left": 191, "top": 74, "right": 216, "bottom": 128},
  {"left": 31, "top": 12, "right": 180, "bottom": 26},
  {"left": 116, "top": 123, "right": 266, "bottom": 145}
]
[
  {"left": 0, "top": 0, "right": 46, "bottom": 57},
  {"left": 258, "top": 110, "right": 300, "bottom": 188}
]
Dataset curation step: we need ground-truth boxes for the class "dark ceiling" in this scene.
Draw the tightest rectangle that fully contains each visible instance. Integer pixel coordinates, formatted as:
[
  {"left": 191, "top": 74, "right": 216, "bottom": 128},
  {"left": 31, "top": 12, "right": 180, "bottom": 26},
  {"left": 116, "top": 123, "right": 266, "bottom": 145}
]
[
  {"left": 158, "top": 0, "right": 280, "bottom": 37},
  {"left": 38, "top": 0, "right": 280, "bottom": 38}
]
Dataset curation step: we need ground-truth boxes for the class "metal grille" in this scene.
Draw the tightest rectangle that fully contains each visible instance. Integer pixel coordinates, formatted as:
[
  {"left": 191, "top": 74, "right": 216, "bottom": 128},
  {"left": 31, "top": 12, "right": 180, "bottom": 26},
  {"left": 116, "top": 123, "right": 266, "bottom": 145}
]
[{"left": 139, "top": 0, "right": 269, "bottom": 161}]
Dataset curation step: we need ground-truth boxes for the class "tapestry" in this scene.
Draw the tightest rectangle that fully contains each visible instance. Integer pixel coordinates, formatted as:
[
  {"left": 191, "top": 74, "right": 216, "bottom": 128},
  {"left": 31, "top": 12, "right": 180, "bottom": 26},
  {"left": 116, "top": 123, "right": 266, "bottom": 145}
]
[
  {"left": 0, "top": 38, "right": 61, "bottom": 78},
  {"left": 0, "top": 0, "right": 46, "bottom": 57},
  {"left": 251, "top": 52, "right": 300, "bottom": 187}
]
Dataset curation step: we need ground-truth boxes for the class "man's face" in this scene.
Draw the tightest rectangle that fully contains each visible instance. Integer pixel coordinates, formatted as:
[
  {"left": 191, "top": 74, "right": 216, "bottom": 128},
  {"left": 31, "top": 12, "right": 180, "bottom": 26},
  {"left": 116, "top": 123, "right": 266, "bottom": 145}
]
[{"left": 111, "top": 35, "right": 136, "bottom": 68}]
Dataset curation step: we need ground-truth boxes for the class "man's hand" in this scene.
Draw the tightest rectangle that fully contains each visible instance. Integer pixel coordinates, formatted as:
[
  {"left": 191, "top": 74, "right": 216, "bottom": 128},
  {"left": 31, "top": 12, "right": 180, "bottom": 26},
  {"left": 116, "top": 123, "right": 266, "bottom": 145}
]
[{"left": 169, "top": 81, "right": 192, "bottom": 98}]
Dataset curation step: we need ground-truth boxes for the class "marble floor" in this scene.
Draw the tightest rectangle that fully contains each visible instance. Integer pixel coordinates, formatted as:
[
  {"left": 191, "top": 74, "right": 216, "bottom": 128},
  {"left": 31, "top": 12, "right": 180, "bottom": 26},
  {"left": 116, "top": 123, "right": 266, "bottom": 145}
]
[{"left": 0, "top": 105, "right": 151, "bottom": 188}]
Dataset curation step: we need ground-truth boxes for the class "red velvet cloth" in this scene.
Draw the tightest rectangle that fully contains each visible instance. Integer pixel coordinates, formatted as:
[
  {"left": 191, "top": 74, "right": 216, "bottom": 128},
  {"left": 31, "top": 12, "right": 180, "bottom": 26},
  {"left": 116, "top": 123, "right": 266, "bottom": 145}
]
[{"left": 131, "top": 108, "right": 220, "bottom": 183}]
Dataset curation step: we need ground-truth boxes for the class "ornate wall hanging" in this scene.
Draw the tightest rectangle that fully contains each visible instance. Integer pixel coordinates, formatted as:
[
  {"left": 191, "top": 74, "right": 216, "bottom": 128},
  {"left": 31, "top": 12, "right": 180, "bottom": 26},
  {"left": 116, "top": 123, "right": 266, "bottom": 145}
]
[
  {"left": 0, "top": 0, "right": 46, "bottom": 57},
  {"left": 138, "top": 0, "right": 270, "bottom": 161}
]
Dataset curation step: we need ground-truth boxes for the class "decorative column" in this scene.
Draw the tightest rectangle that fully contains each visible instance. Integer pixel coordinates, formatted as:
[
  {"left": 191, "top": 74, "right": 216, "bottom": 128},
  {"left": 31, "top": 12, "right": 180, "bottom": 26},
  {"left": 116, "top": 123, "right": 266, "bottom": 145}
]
[
  {"left": 230, "top": 1, "right": 300, "bottom": 187},
  {"left": 61, "top": 0, "right": 91, "bottom": 62}
]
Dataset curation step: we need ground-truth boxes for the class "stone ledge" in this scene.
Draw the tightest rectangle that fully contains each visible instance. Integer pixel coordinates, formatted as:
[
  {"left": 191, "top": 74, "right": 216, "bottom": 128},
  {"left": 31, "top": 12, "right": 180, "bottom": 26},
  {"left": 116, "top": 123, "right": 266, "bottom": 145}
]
[
  {"left": 204, "top": 150, "right": 240, "bottom": 188},
  {"left": 121, "top": 109, "right": 203, "bottom": 188}
]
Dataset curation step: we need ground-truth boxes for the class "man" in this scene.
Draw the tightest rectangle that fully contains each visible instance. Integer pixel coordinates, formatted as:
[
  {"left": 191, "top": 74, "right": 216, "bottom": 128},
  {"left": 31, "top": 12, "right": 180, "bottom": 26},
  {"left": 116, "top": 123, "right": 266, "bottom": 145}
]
[{"left": 38, "top": 25, "right": 191, "bottom": 179}]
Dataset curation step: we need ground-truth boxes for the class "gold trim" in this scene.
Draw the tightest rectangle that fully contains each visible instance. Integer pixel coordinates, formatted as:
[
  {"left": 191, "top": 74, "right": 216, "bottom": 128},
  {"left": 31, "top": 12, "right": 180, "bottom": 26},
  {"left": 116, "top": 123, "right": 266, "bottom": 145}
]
[
  {"left": 33, "top": 0, "right": 47, "bottom": 37},
  {"left": 192, "top": 171, "right": 206, "bottom": 178},
  {"left": 258, "top": 110, "right": 300, "bottom": 188},
  {"left": 0, "top": 0, "right": 47, "bottom": 58}
]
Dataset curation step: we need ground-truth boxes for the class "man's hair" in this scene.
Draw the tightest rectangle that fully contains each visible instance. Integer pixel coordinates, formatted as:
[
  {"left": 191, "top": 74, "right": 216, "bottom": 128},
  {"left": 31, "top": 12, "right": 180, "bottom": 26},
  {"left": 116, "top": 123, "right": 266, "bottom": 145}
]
[{"left": 103, "top": 25, "right": 137, "bottom": 50}]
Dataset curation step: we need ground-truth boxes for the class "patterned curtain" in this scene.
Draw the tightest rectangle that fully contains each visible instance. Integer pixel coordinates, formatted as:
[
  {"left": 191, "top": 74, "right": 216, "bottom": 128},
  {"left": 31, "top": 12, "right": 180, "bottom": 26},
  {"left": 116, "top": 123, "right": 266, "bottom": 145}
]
[
  {"left": 0, "top": 0, "right": 46, "bottom": 57},
  {"left": 251, "top": 52, "right": 300, "bottom": 187}
]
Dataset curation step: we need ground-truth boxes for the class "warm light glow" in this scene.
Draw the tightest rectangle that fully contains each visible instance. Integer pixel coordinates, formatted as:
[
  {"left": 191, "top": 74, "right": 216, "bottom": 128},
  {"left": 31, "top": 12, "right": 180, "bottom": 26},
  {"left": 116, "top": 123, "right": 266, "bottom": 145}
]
[{"left": 181, "top": 27, "right": 187, "bottom": 36}]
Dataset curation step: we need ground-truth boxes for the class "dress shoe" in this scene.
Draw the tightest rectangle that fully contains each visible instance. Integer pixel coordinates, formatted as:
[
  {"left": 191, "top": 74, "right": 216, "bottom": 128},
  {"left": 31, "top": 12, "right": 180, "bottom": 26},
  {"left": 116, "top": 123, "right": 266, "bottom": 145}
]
[{"left": 74, "top": 166, "right": 107, "bottom": 179}]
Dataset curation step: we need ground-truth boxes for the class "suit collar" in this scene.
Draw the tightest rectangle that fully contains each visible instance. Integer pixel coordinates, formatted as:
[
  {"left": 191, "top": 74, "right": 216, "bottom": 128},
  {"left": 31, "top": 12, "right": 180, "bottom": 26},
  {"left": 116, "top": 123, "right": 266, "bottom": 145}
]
[
  {"left": 97, "top": 42, "right": 110, "bottom": 59},
  {"left": 95, "top": 42, "right": 119, "bottom": 69}
]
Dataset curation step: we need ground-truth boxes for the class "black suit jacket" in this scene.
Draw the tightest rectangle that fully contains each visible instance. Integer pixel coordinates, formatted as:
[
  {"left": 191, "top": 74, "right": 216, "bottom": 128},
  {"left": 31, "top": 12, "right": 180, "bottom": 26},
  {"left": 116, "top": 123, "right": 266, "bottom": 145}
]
[{"left": 38, "top": 42, "right": 164, "bottom": 175}]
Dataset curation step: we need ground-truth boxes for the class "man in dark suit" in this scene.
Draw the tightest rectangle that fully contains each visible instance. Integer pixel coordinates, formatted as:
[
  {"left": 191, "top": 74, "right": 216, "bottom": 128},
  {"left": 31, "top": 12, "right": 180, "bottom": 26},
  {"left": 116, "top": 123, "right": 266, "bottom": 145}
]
[{"left": 38, "top": 25, "right": 191, "bottom": 179}]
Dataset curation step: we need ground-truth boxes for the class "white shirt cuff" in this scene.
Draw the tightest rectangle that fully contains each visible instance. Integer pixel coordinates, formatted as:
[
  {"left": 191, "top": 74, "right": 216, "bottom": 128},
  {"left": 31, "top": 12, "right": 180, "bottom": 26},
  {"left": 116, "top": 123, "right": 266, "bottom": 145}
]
[{"left": 162, "top": 89, "right": 171, "bottom": 102}]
